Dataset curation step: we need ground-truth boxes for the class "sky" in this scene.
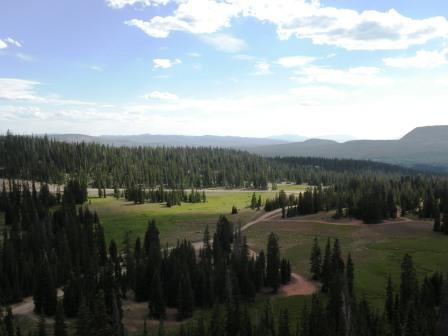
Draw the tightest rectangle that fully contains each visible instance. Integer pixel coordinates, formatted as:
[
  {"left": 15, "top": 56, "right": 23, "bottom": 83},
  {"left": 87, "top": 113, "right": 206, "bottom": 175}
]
[{"left": 1, "top": 0, "right": 448, "bottom": 140}]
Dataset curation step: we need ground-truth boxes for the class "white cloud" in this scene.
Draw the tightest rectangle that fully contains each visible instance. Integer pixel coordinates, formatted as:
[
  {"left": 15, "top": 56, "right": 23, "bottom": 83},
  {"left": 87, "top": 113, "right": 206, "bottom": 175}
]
[
  {"left": 293, "top": 66, "right": 391, "bottom": 86},
  {"left": 277, "top": 56, "right": 316, "bottom": 68},
  {"left": 252, "top": 62, "right": 272, "bottom": 76},
  {"left": 383, "top": 48, "right": 448, "bottom": 69},
  {"left": 187, "top": 52, "right": 202, "bottom": 57},
  {"left": 153, "top": 58, "right": 182, "bottom": 69},
  {"left": 143, "top": 91, "right": 179, "bottom": 100},
  {"left": 0, "top": 37, "right": 22, "bottom": 49},
  {"left": 5, "top": 37, "right": 22, "bottom": 48},
  {"left": 17, "top": 53, "right": 35, "bottom": 62},
  {"left": 121, "top": 0, "right": 448, "bottom": 51},
  {"left": 0, "top": 78, "right": 41, "bottom": 101},
  {"left": 88, "top": 65, "right": 104, "bottom": 72},
  {"left": 289, "top": 86, "right": 343, "bottom": 100},
  {"left": 234, "top": 54, "right": 255, "bottom": 61},
  {"left": 0, "top": 78, "right": 99, "bottom": 106},
  {"left": 125, "top": 0, "right": 239, "bottom": 38},
  {"left": 106, "top": 0, "right": 169, "bottom": 9},
  {"left": 200, "top": 33, "right": 246, "bottom": 53}
]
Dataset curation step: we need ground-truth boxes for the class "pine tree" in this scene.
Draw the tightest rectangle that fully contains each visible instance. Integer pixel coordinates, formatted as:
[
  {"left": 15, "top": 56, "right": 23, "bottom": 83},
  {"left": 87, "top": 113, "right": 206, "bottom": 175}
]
[
  {"left": 436, "top": 278, "right": 448, "bottom": 335},
  {"left": 177, "top": 273, "right": 194, "bottom": 320},
  {"left": 278, "top": 309, "right": 290, "bottom": 336},
  {"left": 158, "top": 320, "right": 165, "bottom": 336},
  {"left": 310, "top": 237, "right": 321, "bottom": 280},
  {"left": 92, "top": 290, "right": 114, "bottom": 336},
  {"left": 54, "top": 301, "right": 67, "bottom": 336},
  {"left": 258, "top": 299, "right": 275, "bottom": 336},
  {"left": 37, "top": 314, "right": 47, "bottom": 336},
  {"left": 400, "top": 254, "right": 418, "bottom": 312},
  {"left": 149, "top": 272, "right": 166, "bottom": 319},
  {"left": 250, "top": 193, "right": 257, "bottom": 210},
  {"left": 34, "top": 255, "right": 57, "bottom": 316},
  {"left": 442, "top": 211, "right": 448, "bottom": 235},
  {"left": 385, "top": 276, "right": 394, "bottom": 324},
  {"left": 76, "top": 298, "right": 92, "bottom": 336},
  {"left": 433, "top": 203, "right": 441, "bottom": 232},
  {"left": 331, "top": 239, "right": 345, "bottom": 275},
  {"left": 257, "top": 195, "right": 262, "bottom": 210},
  {"left": 346, "top": 253, "right": 354, "bottom": 296},
  {"left": 321, "top": 238, "right": 332, "bottom": 292},
  {"left": 266, "top": 233, "right": 280, "bottom": 292},
  {"left": 142, "top": 319, "right": 148, "bottom": 336}
]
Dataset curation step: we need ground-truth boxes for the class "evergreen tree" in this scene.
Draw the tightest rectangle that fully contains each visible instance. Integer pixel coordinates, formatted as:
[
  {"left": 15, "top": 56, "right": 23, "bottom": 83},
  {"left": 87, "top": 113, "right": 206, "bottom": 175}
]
[
  {"left": 266, "top": 233, "right": 280, "bottom": 293},
  {"left": 278, "top": 309, "right": 290, "bottom": 336},
  {"left": 310, "top": 237, "right": 321, "bottom": 280},
  {"left": 321, "top": 238, "right": 332, "bottom": 293},
  {"left": 54, "top": 301, "right": 67, "bottom": 336},
  {"left": 433, "top": 203, "right": 441, "bottom": 232},
  {"left": 91, "top": 290, "right": 114, "bottom": 336},
  {"left": 400, "top": 254, "right": 418, "bottom": 311},
  {"left": 76, "top": 298, "right": 91, "bottom": 336},
  {"left": 250, "top": 193, "right": 257, "bottom": 210},
  {"left": 33, "top": 255, "right": 57, "bottom": 316},
  {"left": 37, "top": 314, "right": 47, "bottom": 336},
  {"left": 346, "top": 253, "right": 354, "bottom": 296},
  {"left": 385, "top": 276, "right": 394, "bottom": 324},
  {"left": 149, "top": 272, "right": 166, "bottom": 319},
  {"left": 177, "top": 273, "right": 194, "bottom": 320}
]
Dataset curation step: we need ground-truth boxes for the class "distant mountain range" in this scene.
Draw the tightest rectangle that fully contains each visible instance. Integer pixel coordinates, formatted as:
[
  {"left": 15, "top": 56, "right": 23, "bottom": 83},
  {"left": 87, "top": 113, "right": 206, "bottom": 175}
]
[
  {"left": 47, "top": 133, "right": 288, "bottom": 148},
  {"left": 46, "top": 125, "right": 448, "bottom": 172},
  {"left": 250, "top": 126, "right": 448, "bottom": 172},
  {"left": 268, "top": 134, "right": 356, "bottom": 143}
]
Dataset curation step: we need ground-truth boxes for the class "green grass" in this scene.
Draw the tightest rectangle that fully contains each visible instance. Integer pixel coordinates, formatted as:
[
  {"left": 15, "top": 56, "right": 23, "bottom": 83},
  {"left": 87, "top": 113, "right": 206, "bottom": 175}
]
[
  {"left": 245, "top": 217, "right": 448, "bottom": 310},
  {"left": 89, "top": 191, "right": 276, "bottom": 247},
  {"left": 274, "top": 183, "right": 308, "bottom": 192}
]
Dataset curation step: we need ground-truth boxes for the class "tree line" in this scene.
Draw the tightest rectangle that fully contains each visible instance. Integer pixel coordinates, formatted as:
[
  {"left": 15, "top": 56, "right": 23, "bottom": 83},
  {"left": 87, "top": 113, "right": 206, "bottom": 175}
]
[
  {"left": 124, "top": 186, "right": 206, "bottom": 206},
  {"left": 0, "top": 133, "right": 429, "bottom": 191},
  {"left": 264, "top": 175, "right": 448, "bottom": 224}
]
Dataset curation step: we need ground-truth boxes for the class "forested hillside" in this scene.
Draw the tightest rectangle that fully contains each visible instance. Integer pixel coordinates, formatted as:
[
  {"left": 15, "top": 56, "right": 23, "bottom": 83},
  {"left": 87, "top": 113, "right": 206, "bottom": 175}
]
[
  {"left": 250, "top": 126, "right": 448, "bottom": 172},
  {"left": 0, "top": 134, "right": 418, "bottom": 189}
]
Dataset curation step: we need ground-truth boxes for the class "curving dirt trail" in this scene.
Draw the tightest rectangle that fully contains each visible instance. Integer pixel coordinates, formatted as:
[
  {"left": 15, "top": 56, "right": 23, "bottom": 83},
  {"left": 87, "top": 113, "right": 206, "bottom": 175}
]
[
  {"left": 11, "top": 289, "right": 64, "bottom": 322},
  {"left": 280, "top": 273, "right": 319, "bottom": 296},
  {"left": 192, "top": 208, "right": 319, "bottom": 296}
]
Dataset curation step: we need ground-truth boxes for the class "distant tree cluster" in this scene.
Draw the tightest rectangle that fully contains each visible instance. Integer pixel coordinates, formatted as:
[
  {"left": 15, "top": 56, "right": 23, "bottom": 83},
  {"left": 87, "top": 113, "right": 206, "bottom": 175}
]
[
  {"left": 264, "top": 177, "right": 448, "bottom": 225},
  {"left": 433, "top": 199, "right": 448, "bottom": 234},
  {"left": 125, "top": 186, "right": 206, "bottom": 206}
]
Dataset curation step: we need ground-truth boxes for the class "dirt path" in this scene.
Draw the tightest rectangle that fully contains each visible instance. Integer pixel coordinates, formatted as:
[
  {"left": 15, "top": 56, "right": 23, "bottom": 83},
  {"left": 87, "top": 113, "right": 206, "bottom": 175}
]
[
  {"left": 192, "top": 208, "right": 283, "bottom": 251},
  {"left": 280, "top": 273, "right": 319, "bottom": 296},
  {"left": 11, "top": 289, "right": 64, "bottom": 322},
  {"left": 11, "top": 296, "right": 35, "bottom": 316},
  {"left": 268, "top": 215, "right": 417, "bottom": 227},
  {"left": 191, "top": 208, "right": 318, "bottom": 297}
]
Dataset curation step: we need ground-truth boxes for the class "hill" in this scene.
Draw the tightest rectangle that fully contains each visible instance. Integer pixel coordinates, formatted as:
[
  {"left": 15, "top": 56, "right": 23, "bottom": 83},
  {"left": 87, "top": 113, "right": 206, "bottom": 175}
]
[
  {"left": 48, "top": 133, "right": 288, "bottom": 148},
  {"left": 249, "top": 126, "right": 448, "bottom": 172}
]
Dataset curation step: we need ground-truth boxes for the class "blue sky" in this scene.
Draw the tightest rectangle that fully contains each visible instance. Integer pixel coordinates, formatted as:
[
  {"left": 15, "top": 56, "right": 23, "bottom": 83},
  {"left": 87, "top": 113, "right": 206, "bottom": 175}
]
[{"left": 1, "top": 0, "right": 448, "bottom": 139}]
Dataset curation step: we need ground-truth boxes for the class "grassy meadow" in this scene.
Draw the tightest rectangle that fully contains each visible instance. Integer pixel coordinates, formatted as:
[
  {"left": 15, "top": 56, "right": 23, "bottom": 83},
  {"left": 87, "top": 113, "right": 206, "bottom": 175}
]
[
  {"left": 88, "top": 191, "right": 281, "bottom": 247},
  {"left": 245, "top": 213, "right": 448, "bottom": 309}
]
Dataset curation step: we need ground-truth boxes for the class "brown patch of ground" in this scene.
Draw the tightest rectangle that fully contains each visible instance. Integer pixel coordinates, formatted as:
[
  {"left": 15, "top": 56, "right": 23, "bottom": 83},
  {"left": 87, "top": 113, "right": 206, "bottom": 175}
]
[
  {"left": 11, "top": 289, "right": 64, "bottom": 322},
  {"left": 280, "top": 273, "right": 319, "bottom": 296},
  {"left": 121, "top": 301, "right": 182, "bottom": 332}
]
